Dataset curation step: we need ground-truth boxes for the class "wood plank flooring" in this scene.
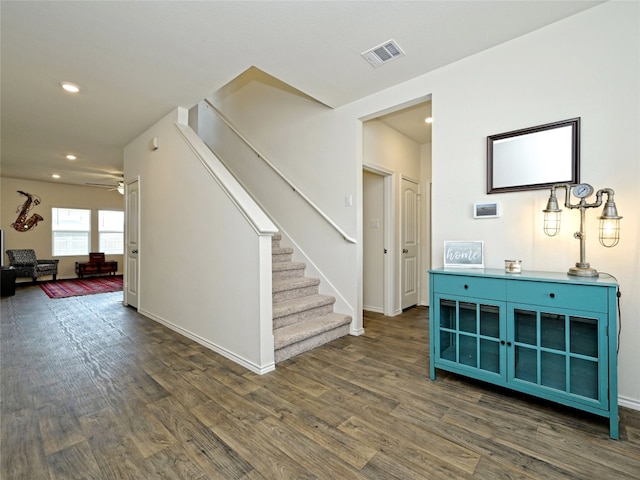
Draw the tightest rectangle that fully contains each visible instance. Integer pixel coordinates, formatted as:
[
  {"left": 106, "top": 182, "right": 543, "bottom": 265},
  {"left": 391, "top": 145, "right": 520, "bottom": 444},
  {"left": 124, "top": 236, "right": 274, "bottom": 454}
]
[{"left": 2, "top": 285, "right": 639, "bottom": 479}]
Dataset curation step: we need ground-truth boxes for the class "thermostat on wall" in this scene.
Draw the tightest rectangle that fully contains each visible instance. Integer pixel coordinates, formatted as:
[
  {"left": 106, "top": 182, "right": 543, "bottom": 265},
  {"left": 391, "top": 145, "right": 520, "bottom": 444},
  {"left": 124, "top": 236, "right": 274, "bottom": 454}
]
[{"left": 474, "top": 202, "right": 500, "bottom": 218}]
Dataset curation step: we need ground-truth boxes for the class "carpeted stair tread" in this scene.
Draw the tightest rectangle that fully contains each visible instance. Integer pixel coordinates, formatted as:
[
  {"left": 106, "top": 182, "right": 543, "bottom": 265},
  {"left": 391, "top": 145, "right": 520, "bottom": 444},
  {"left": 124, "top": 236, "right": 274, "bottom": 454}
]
[
  {"left": 272, "top": 261, "right": 306, "bottom": 278},
  {"left": 272, "top": 246, "right": 294, "bottom": 263},
  {"left": 272, "top": 261, "right": 305, "bottom": 272},
  {"left": 272, "top": 277, "right": 320, "bottom": 303},
  {"left": 272, "top": 276, "right": 320, "bottom": 294},
  {"left": 274, "top": 313, "right": 351, "bottom": 350},
  {"left": 272, "top": 246, "right": 293, "bottom": 255},
  {"left": 274, "top": 314, "right": 352, "bottom": 362},
  {"left": 271, "top": 233, "right": 351, "bottom": 363},
  {"left": 273, "top": 294, "right": 336, "bottom": 320}
]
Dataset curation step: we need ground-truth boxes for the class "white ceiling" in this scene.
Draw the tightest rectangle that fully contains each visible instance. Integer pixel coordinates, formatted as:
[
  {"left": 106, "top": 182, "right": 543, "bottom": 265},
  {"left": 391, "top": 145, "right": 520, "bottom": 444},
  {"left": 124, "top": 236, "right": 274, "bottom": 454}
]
[
  {"left": 0, "top": 1, "right": 602, "bottom": 188},
  {"left": 377, "top": 102, "right": 433, "bottom": 145}
]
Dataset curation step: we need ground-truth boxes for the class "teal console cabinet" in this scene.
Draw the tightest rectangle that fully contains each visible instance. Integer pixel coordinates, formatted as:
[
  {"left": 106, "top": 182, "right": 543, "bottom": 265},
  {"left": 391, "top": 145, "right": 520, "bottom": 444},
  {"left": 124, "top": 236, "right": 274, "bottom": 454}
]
[{"left": 429, "top": 268, "right": 619, "bottom": 439}]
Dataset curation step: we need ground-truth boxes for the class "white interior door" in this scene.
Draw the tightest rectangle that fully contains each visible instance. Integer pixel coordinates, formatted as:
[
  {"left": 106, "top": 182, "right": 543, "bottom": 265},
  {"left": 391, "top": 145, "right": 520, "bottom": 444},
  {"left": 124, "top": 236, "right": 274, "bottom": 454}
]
[
  {"left": 401, "top": 178, "right": 419, "bottom": 309},
  {"left": 125, "top": 178, "right": 139, "bottom": 308}
]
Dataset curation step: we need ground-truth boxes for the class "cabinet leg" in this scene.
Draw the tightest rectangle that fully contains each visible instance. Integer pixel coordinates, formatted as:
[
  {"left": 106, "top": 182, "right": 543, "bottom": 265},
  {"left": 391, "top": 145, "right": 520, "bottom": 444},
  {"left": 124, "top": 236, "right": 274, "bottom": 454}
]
[{"left": 610, "top": 411, "right": 619, "bottom": 440}]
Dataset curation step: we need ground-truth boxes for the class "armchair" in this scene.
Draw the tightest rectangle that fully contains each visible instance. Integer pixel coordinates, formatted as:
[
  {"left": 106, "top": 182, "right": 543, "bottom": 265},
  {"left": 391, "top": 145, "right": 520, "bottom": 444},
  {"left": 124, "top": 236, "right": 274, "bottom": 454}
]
[{"left": 6, "top": 249, "right": 59, "bottom": 282}]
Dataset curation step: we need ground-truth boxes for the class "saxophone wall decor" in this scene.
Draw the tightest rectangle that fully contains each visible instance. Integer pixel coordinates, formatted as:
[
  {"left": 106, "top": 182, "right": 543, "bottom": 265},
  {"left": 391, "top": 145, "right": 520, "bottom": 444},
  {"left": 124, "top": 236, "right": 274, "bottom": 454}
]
[{"left": 11, "top": 190, "right": 44, "bottom": 232}]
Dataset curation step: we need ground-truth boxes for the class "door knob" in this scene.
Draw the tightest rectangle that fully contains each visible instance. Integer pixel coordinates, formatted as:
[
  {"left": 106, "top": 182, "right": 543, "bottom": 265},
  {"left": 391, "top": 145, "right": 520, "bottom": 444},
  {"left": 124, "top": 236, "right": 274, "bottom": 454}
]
[
  {"left": 132, "top": 249, "right": 138, "bottom": 254},
  {"left": 403, "top": 249, "right": 408, "bottom": 253}
]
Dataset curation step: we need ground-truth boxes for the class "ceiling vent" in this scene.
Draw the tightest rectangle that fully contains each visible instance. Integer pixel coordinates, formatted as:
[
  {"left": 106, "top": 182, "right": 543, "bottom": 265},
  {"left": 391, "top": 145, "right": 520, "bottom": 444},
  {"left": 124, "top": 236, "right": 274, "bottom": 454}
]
[{"left": 361, "top": 39, "right": 405, "bottom": 67}]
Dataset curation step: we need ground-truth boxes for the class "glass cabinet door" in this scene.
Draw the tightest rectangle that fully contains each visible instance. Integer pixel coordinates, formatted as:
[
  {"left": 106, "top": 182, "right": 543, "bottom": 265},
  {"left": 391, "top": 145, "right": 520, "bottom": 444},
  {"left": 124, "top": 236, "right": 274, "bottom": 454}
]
[
  {"left": 569, "top": 316, "right": 601, "bottom": 399},
  {"left": 435, "top": 296, "right": 504, "bottom": 379},
  {"left": 438, "top": 299, "right": 457, "bottom": 362},
  {"left": 509, "top": 305, "right": 607, "bottom": 407}
]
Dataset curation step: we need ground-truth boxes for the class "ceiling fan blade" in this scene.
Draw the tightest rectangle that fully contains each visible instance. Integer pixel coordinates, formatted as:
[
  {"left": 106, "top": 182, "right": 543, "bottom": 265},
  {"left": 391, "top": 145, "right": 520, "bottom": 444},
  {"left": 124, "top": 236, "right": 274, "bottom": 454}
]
[
  {"left": 86, "top": 182, "right": 115, "bottom": 188},
  {"left": 86, "top": 181, "right": 124, "bottom": 195}
]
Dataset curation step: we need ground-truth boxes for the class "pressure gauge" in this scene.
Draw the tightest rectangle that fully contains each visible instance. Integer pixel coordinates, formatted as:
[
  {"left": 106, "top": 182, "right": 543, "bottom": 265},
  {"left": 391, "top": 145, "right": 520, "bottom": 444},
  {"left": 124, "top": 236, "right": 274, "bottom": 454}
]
[{"left": 573, "top": 183, "right": 594, "bottom": 199}]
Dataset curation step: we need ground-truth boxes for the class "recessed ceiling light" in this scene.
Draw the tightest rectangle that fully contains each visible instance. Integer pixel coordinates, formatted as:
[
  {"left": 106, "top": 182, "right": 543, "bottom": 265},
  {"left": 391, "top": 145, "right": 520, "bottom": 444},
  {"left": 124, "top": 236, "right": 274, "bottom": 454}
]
[
  {"left": 60, "top": 82, "right": 81, "bottom": 93},
  {"left": 52, "top": 174, "right": 61, "bottom": 179},
  {"left": 66, "top": 154, "right": 77, "bottom": 160},
  {"left": 425, "top": 117, "right": 433, "bottom": 124}
]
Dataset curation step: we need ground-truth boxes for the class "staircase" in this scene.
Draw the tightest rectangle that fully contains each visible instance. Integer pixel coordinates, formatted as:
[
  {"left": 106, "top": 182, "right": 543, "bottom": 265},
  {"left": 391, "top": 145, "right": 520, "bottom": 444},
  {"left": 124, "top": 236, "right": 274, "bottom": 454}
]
[{"left": 271, "top": 234, "right": 351, "bottom": 363}]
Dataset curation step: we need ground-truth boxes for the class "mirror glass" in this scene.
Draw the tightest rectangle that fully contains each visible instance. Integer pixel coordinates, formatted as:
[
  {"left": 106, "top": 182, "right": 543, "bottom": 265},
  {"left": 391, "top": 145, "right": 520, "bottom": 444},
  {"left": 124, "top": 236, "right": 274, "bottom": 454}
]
[{"left": 487, "top": 118, "right": 580, "bottom": 194}]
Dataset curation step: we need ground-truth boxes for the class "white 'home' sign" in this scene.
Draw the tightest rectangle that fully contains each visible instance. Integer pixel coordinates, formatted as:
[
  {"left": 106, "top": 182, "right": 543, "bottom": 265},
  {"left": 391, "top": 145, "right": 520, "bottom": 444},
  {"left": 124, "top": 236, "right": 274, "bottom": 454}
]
[{"left": 444, "top": 241, "right": 484, "bottom": 268}]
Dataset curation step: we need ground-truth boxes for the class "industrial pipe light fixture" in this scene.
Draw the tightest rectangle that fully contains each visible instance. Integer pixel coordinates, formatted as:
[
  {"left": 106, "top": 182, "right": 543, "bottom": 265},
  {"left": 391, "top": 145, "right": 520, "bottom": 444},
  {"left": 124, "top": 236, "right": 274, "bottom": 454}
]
[{"left": 543, "top": 183, "right": 622, "bottom": 277}]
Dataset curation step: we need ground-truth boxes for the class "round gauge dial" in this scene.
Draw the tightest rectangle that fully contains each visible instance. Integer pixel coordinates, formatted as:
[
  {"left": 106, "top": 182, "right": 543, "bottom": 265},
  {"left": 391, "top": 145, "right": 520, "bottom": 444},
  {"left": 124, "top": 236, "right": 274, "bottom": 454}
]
[{"left": 573, "top": 183, "right": 594, "bottom": 198}]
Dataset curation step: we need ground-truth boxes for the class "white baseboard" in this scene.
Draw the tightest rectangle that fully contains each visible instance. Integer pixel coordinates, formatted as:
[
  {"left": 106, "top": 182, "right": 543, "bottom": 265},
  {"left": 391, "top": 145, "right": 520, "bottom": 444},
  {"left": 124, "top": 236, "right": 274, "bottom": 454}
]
[
  {"left": 619, "top": 395, "right": 640, "bottom": 411},
  {"left": 138, "top": 308, "right": 275, "bottom": 375}
]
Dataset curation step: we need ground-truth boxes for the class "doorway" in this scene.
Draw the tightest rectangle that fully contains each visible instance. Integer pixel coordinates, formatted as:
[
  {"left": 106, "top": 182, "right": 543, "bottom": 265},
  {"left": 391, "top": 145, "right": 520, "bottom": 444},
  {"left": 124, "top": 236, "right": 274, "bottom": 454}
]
[
  {"left": 361, "top": 97, "right": 432, "bottom": 316},
  {"left": 363, "top": 168, "right": 393, "bottom": 315}
]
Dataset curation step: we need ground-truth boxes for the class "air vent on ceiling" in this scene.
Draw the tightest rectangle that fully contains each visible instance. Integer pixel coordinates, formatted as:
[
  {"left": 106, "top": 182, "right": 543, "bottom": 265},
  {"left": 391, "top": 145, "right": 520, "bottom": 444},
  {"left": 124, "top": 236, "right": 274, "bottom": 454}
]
[{"left": 361, "top": 39, "right": 405, "bottom": 67}]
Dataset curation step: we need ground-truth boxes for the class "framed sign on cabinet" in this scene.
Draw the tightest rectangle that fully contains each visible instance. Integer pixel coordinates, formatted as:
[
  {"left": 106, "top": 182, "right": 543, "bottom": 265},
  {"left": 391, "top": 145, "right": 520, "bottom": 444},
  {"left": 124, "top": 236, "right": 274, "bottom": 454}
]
[{"left": 444, "top": 241, "right": 484, "bottom": 268}]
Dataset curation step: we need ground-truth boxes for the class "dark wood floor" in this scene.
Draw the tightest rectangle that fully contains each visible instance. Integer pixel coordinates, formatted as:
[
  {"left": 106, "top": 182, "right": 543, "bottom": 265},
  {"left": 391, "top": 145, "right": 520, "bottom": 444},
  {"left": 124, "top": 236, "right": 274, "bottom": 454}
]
[{"left": 2, "top": 285, "right": 639, "bottom": 480}]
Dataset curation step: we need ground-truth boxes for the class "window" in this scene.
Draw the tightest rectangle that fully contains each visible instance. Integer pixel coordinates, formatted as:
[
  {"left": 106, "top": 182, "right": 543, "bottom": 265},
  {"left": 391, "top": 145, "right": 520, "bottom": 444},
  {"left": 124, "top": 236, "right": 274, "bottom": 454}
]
[
  {"left": 99, "top": 210, "right": 124, "bottom": 254},
  {"left": 52, "top": 208, "right": 91, "bottom": 256}
]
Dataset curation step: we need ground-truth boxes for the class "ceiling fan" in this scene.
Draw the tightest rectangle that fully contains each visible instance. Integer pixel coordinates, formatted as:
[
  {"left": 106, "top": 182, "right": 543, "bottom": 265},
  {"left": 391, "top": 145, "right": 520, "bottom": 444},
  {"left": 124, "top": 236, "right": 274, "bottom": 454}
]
[{"left": 86, "top": 178, "right": 125, "bottom": 195}]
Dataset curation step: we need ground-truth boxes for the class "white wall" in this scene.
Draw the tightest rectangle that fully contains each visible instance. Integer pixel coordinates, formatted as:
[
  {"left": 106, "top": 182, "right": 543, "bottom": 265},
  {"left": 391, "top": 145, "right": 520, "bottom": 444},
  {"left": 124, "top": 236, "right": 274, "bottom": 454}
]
[
  {"left": 198, "top": 2, "right": 639, "bottom": 405},
  {"left": 124, "top": 108, "right": 276, "bottom": 373},
  {"left": 1, "top": 177, "right": 124, "bottom": 280}
]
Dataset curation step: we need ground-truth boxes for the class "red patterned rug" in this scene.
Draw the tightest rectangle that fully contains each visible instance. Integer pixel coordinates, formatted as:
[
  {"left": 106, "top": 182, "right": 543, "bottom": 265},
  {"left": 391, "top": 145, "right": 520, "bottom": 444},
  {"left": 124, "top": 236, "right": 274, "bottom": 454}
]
[{"left": 40, "top": 276, "right": 123, "bottom": 299}]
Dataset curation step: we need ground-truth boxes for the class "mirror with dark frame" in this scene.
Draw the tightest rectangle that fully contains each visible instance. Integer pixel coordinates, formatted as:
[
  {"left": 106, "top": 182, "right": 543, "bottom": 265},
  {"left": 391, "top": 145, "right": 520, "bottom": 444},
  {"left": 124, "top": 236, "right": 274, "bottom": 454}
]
[{"left": 487, "top": 118, "right": 580, "bottom": 194}]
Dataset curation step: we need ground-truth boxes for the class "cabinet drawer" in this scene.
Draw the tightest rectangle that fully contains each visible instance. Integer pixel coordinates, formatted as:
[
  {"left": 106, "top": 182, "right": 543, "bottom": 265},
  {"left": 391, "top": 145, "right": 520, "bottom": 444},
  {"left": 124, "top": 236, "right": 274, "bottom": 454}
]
[
  {"left": 432, "top": 274, "right": 506, "bottom": 301},
  {"left": 507, "top": 281, "right": 608, "bottom": 313}
]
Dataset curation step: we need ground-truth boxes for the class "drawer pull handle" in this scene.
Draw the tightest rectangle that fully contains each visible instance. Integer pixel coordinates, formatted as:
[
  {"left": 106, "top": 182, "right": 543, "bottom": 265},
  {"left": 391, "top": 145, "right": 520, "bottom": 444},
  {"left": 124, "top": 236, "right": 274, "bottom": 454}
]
[
  {"left": 500, "top": 340, "right": 505, "bottom": 345},
  {"left": 506, "top": 342, "right": 512, "bottom": 347},
  {"left": 549, "top": 293, "right": 555, "bottom": 298},
  {"left": 464, "top": 284, "right": 469, "bottom": 289}
]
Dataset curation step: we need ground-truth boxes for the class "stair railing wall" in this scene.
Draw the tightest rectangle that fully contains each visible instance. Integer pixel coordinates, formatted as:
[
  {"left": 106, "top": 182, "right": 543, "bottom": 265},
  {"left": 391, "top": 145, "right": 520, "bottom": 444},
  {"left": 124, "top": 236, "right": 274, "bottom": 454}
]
[
  {"left": 192, "top": 101, "right": 357, "bottom": 322},
  {"left": 124, "top": 108, "right": 278, "bottom": 374},
  {"left": 203, "top": 100, "right": 356, "bottom": 244}
]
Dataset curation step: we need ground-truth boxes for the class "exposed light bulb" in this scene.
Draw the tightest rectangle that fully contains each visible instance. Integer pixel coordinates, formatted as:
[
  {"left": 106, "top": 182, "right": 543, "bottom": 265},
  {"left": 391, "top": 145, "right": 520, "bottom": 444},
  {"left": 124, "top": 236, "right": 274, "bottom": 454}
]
[
  {"left": 424, "top": 117, "right": 433, "bottom": 124},
  {"left": 61, "top": 82, "right": 81, "bottom": 93},
  {"left": 543, "top": 210, "right": 561, "bottom": 236},
  {"left": 599, "top": 200, "right": 622, "bottom": 248},
  {"left": 52, "top": 174, "right": 61, "bottom": 179},
  {"left": 542, "top": 189, "right": 562, "bottom": 236},
  {"left": 66, "top": 154, "right": 77, "bottom": 160}
]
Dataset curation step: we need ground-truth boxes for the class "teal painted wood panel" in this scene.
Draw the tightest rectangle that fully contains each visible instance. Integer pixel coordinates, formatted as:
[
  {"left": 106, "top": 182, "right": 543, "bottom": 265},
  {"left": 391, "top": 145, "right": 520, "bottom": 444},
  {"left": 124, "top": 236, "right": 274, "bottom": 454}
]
[
  {"left": 507, "top": 280, "right": 608, "bottom": 313},
  {"left": 432, "top": 273, "right": 506, "bottom": 301}
]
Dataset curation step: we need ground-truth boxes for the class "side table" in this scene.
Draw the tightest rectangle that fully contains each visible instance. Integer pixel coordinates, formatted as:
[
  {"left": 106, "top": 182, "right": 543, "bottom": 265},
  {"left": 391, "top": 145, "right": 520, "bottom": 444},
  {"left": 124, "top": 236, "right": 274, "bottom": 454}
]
[{"left": 1, "top": 266, "right": 17, "bottom": 296}]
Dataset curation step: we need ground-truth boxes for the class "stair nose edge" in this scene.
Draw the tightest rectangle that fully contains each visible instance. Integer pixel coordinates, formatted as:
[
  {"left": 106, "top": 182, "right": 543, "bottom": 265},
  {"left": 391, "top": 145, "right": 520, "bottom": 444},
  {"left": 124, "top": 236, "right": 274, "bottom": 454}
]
[{"left": 274, "top": 313, "right": 351, "bottom": 349}]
